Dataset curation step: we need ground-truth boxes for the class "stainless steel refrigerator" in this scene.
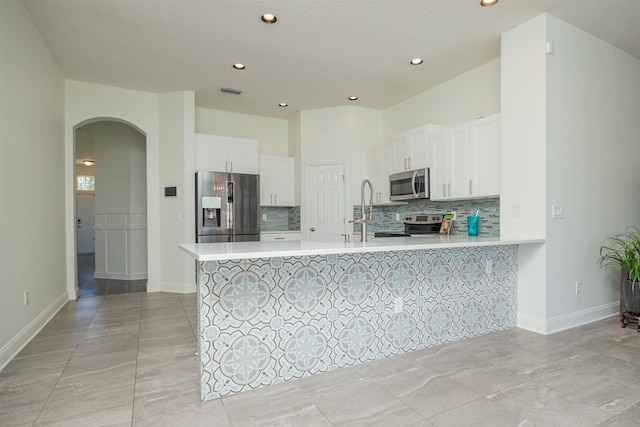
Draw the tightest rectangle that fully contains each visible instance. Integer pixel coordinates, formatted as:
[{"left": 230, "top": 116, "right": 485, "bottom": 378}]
[{"left": 196, "top": 171, "right": 260, "bottom": 243}]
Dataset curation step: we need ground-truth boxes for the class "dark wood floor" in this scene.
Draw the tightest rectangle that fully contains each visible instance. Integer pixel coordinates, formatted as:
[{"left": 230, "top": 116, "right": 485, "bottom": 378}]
[{"left": 77, "top": 253, "right": 146, "bottom": 297}]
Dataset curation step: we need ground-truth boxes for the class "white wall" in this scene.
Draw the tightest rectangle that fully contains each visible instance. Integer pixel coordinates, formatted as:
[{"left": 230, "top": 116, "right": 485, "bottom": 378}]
[
  {"left": 288, "top": 113, "right": 302, "bottom": 204},
  {"left": 195, "top": 108, "right": 288, "bottom": 156},
  {"left": 502, "top": 14, "right": 640, "bottom": 333},
  {"left": 159, "top": 92, "right": 196, "bottom": 293},
  {"left": 92, "top": 122, "right": 147, "bottom": 281},
  {"left": 383, "top": 59, "right": 501, "bottom": 142},
  {"left": 544, "top": 15, "right": 640, "bottom": 326},
  {"left": 0, "top": 0, "right": 66, "bottom": 369},
  {"left": 92, "top": 122, "right": 146, "bottom": 211},
  {"left": 500, "top": 14, "right": 549, "bottom": 331},
  {"left": 298, "top": 106, "right": 382, "bottom": 235},
  {"left": 65, "top": 81, "right": 161, "bottom": 293}
]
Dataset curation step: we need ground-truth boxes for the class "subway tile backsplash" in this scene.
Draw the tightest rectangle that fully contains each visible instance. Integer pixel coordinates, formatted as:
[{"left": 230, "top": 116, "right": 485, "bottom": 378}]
[{"left": 353, "top": 197, "right": 500, "bottom": 236}]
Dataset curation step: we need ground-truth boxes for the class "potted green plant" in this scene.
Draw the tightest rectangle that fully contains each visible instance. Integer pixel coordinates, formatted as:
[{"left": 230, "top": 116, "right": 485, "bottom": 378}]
[{"left": 599, "top": 226, "right": 640, "bottom": 316}]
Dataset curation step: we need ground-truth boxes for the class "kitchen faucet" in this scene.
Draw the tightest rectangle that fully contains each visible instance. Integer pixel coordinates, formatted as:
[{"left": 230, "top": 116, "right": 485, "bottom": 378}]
[{"left": 350, "top": 179, "right": 374, "bottom": 242}]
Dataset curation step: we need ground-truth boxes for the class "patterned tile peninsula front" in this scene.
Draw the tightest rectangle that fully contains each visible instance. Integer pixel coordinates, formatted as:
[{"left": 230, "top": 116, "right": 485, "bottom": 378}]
[{"left": 197, "top": 245, "right": 517, "bottom": 400}]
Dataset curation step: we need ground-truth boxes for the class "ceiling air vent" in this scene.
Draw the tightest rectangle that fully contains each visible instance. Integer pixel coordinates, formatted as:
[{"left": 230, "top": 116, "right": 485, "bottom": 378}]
[{"left": 220, "top": 86, "right": 243, "bottom": 95}]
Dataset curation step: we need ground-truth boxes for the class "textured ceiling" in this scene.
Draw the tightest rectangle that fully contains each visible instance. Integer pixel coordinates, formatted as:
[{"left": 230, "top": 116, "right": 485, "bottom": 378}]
[{"left": 24, "top": 0, "right": 640, "bottom": 120}]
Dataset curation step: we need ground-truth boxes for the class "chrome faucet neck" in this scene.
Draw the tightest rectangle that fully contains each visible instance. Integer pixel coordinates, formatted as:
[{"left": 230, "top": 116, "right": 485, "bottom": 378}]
[{"left": 358, "top": 179, "right": 374, "bottom": 241}]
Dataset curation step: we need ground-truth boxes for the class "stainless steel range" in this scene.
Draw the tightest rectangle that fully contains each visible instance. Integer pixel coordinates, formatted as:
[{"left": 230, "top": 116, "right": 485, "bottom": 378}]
[{"left": 374, "top": 214, "right": 444, "bottom": 237}]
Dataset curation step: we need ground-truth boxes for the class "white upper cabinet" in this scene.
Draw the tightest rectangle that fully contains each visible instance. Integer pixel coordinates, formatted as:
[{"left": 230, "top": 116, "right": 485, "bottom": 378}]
[
  {"left": 430, "top": 124, "right": 469, "bottom": 200},
  {"left": 469, "top": 114, "right": 501, "bottom": 198},
  {"left": 259, "top": 155, "right": 295, "bottom": 206},
  {"left": 392, "top": 132, "right": 410, "bottom": 173},
  {"left": 429, "top": 130, "right": 448, "bottom": 200},
  {"left": 195, "top": 133, "right": 259, "bottom": 174},
  {"left": 392, "top": 124, "right": 445, "bottom": 173},
  {"left": 367, "top": 146, "right": 393, "bottom": 204},
  {"left": 430, "top": 113, "right": 500, "bottom": 201}
]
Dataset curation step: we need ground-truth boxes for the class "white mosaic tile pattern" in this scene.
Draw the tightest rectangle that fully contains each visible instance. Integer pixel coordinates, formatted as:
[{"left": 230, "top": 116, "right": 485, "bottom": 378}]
[{"left": 197, "top": 245, "right": 518, "bottom": 400}]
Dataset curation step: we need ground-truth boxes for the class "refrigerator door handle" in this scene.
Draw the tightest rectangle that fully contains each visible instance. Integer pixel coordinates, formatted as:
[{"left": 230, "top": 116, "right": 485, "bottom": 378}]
[{"left": 227, "top": 180, "right": 234, "bottom": 231}]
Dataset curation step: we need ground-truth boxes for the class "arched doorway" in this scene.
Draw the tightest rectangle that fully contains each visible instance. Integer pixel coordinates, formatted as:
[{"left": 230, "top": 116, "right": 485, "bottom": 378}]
[{"left": 74, "top": 119, "right": 148, "bottom": 297}]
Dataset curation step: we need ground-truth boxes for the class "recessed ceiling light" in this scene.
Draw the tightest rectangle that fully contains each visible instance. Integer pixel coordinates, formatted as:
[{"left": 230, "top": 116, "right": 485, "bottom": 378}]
[
  {"left": 232, "top": 63, "right": 246, "bottom": 70},
  {"left": 480, "top": 0, "right": 499, "bottom": 6},
  {"left": 83, "top": 160, "right": 94, "bottom": 166},
  {"left": 347, "top": 96, "right": 358, "bottom": 101},
  {"left": 261, "top": 13, "right": 277, "bottom": 24},
  {"left": 410, "top": 58, "right": 423, "bottom": 65},
  {"left": 279, "top": 103, "right": 288, "bottom": 107}
]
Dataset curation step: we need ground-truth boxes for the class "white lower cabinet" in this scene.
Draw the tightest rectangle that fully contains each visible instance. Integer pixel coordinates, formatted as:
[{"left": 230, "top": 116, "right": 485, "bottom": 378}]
[
  {"left": 260, "top": 232, "right": 301, "bottom": 241},
  {"left": 430, "top": 113, "right": 500, "bottom": 201},
  {"left": 259, "top": 155, "right": 295, "bottom": 206}
]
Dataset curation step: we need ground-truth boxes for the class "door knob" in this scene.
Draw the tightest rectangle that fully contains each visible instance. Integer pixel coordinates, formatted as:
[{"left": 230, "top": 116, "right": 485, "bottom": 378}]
[{"left": 310, "top": 227, "right": 316, "bottom": 232}]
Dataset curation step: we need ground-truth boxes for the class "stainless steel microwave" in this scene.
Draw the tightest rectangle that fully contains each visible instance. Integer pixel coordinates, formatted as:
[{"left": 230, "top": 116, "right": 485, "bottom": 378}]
[{"left": 389, "top": 168, "right": 430, "bottom": 201}]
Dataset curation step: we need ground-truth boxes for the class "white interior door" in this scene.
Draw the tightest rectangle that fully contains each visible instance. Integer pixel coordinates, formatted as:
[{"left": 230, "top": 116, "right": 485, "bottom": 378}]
[
  {"left": 306, "top": 163, "right": 345, "bottom": 242},
  {"left": 76, "top": 193, "right": 95, "bottom": 254}
]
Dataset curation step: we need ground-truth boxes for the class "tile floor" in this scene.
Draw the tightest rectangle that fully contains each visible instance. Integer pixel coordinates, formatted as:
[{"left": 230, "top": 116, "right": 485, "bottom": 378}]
[{"left": 1, "top": 291, "right": 640, "bottom": 426}]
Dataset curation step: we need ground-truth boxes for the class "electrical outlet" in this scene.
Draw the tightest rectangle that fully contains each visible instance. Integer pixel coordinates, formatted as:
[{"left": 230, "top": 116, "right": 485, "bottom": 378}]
[
  {"left": 262, "top": 213, "right": 267, "bottom": 221},
  {"left": 394, "top": 297, "right": 403, "bottom": 313},
  {"left": 485, "top": 260, "right": 493, "bottom": 274},
  {"left": 451, "top": 211, "right": 457, "bottom": 221},
  {"left": 24, "top": 291, "right": 29, "bottom": 306},
  {"left": 575, "top": 281, "right": 582, "bottom": 294},
  {"left": 395, "top": 213, "right": 401, "bottom": 222}
]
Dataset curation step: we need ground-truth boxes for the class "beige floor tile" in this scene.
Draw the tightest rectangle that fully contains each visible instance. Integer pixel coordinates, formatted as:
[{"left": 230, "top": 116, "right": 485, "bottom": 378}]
[
  {"left": 308, "top": 378, "right": 423, "bottom": 426},
  {"left": 536, "top": 368, "right": 640, "bottom": 415},
  {"left": 17, "top": 332, "right": 84, "bottom": 357},
  {"left": 37, "top": 361, "right": 136, "bottom": 423},
  {"left": 572, "top": 353, "right": 640, "bottom": 389},
  {"left": 134, "top": 352, "right": 199, "bottom": 400},
  {"left": 223, "top": 380, "right": 329, "bottom": 426},
  {"left": 34, "top": 403, "right": 133, "bottom": 426},
  {"left": 133, "top": 389, "right": 230, "bottom": 427},
  {"left": 409, "top": 344, "right": 489, "bottom": 375},
  {"left": 74, "top": 332, "right": 140, "bottom": 356},
  {"left": 487, "top": 381, "right": 611, "bottom": 426},
  {"left": 61, "top": 349, "right": 138, "bottom": 377},
  {"left": 430, "top": 397, "right": 529, "bottom": 426},
  {"left": 2, "top": 291, "right": 635, "bottom": 426},
  {"left": 384, "top": 370, "right": 481, "bottom": 418},
  {"left": 448, "top": 364, "right": 528, "bottom": 395},
  {"left": 0, "top": 381, "right": 56, "bottom": 426},
  {"left": 0, "top": 349, "right": 73, "bottom": 388},
  {"left": 603, "top": 340, "right": 640, "bottom": 364}
]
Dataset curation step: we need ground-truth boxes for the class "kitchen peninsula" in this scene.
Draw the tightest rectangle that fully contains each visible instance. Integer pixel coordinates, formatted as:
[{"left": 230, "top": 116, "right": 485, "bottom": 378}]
[{"left": 180, "top": 235, "right": 543, "bottom": 401}]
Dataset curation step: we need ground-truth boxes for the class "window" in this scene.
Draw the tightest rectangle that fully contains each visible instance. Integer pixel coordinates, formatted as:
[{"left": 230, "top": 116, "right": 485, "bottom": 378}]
[{"left": 76, "top": 175, "right": 95, "bottom": 192}]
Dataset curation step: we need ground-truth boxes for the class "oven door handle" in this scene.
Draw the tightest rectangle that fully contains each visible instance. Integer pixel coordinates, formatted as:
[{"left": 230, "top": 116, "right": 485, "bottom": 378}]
[{"left": 411, "top": 170, "right": 419, "bottom": 198}]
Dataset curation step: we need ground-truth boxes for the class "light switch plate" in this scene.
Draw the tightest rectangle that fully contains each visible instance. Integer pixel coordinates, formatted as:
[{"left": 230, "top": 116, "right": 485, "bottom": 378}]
[
  {"left": 512, "top": 205, "right": 522, "bottom": 219},
  {"left": 552, "top": 205, "right": 565, "bottom": 219}
]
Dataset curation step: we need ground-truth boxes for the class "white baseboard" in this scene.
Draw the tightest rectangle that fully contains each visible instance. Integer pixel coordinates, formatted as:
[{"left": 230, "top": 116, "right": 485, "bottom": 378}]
[
  {"left": 518, "top": 302, "right": 619, "bottom": 335},
  {"left": 147, "top": 281, "right": 195, "bottom": 294},
  {"left": 517, "top": 313, "right": 548, "bottom": 334},
  {"left": 0, "top": 292, "right": 69, "bottom": 371},
  {"left": 93, "top": 272, "right": 147, "bottom": 280},
  {"left": 545, "top": 302, "right": 619, "bottom": 334}
]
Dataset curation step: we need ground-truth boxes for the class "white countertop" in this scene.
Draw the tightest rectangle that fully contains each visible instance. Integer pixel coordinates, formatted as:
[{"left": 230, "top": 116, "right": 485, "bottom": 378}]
[{"left": 179, "top": 235, "right": 545, "bottom": 262}]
